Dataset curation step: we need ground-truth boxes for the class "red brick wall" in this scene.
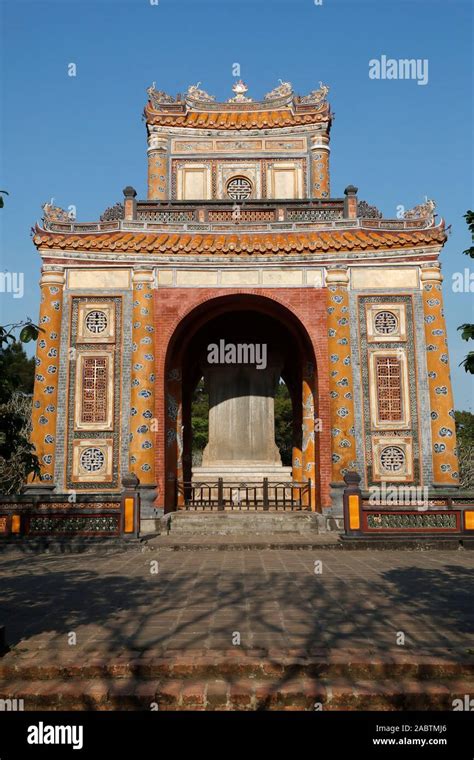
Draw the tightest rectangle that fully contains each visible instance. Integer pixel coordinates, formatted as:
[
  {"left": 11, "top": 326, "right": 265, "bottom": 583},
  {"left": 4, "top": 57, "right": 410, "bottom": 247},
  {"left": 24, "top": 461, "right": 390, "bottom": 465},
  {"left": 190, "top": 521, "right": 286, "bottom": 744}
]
[{"left": 153, "top": 288, "right": 331, "bottom": 510}]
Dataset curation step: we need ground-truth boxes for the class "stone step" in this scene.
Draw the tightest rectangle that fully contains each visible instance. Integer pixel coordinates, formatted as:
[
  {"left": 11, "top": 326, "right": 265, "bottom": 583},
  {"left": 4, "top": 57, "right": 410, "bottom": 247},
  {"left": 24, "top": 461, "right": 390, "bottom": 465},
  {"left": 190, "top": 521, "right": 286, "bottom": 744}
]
[
  {"left": 166, "top": 511, "right": 320, "bottom": 535},
  {"left": 1, "top": 676, "right": 472, "bottom": 711},
  {"left": 149, "top": 533, "right": 341, "bottom": 551},
  {"left": 2, "top": 649, "right": 473, "bottom": 681}
]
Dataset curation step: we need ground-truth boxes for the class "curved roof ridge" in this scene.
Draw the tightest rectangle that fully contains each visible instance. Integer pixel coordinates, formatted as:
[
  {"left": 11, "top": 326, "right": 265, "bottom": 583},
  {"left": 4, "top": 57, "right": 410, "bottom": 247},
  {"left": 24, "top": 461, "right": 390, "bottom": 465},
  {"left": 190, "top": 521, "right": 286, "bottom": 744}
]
[{"left": 33, "top": 224, "right": 447, "bottom": 255}]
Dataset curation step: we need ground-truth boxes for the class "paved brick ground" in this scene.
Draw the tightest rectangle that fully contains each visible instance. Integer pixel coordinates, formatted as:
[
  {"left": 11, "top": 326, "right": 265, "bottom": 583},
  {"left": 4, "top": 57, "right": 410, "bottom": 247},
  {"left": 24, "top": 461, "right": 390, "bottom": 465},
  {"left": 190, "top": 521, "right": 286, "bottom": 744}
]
[{"left": 1, "top": 546, "right": 473, "bottom": 659}]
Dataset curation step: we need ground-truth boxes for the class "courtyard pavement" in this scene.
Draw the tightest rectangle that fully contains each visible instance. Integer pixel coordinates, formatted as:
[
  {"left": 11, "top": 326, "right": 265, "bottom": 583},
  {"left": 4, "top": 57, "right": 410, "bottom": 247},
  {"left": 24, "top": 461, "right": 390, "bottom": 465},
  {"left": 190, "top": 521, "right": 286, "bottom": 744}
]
[{"left": 1, "top": 546, "right": 473, "bottom": 660}]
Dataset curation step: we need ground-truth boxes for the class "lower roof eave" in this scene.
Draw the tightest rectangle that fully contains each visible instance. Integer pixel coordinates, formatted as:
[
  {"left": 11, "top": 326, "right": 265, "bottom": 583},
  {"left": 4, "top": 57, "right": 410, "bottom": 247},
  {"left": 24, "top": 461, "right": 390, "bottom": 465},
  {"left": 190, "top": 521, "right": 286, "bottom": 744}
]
[{"left": 38, "top": 245, "right": 444, "bottom": 269}]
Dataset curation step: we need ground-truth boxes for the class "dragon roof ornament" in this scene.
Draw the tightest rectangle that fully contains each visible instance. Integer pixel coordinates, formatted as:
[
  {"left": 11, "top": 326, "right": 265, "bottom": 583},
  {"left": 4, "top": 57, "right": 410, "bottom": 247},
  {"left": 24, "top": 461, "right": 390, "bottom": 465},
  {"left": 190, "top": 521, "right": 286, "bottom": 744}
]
[
  {"left": 299, "top": 82, "right": 330, "bottom": 106},
  {"left": 42, "top": 201, "right": 71, "bottom": 225},
  {"left": 145, "top": 79, "right": 332, "bottom": 117},
  {"left": 186, "top": 82, "right": 216, "bottom": 103},
  {"left": 146, "top": 83, "right": 175, "bottom": 108},
  {"left": 403, "top": 199, "right": 436, "bottom": 222},
  {"left": 264, "top": 80, "right": 293, "bottom": 101}
]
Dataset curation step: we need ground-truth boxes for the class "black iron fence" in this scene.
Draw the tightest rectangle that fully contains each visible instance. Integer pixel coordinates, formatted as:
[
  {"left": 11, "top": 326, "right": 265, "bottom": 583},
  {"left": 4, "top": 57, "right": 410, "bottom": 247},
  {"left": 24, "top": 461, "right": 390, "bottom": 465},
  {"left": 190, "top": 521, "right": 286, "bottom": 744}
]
[{"left": 176, "top": 478, "right": 311, "bottom": 511}]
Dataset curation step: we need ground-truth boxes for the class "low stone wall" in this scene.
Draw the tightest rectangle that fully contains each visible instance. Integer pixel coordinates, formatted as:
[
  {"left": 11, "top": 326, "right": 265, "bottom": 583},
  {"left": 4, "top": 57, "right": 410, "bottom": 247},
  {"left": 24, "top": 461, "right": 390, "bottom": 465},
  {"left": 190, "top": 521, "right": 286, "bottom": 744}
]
[
  {"left": 342, "top": 472, "right": 474, "bottom": 540},
  {"left": 0, "top": 475, "right": 141, "bottom": 540},
  {"left": 0, "top": 494, "right": 122, "bottom": 539}
]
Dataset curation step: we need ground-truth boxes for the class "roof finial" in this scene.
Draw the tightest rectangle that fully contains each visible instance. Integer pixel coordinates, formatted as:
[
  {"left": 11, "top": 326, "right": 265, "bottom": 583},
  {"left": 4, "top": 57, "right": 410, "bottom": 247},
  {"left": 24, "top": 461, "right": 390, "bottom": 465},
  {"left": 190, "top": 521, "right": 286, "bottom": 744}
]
[{"left": 228, "top": 80, "right": 253, "bottom": 103}]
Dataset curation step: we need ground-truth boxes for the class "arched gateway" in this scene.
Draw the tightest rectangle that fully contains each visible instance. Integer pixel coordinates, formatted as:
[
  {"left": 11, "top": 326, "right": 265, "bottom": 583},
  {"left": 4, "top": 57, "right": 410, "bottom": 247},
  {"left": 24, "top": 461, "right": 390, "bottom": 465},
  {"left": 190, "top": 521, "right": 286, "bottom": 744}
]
[
  {"left": 162, "top": 294, "right": 323, "bottom": 513},
  {"left": 27, "top": 78, "right": 460, "bottom": 533}
]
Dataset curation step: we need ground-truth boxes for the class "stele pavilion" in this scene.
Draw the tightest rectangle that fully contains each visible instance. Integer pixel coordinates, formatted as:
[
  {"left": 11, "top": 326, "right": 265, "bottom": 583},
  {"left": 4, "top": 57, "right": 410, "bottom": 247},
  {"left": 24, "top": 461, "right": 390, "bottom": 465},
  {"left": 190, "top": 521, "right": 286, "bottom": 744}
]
[{"left": 28, "top": 79, "right": 460, "bottom": 531}]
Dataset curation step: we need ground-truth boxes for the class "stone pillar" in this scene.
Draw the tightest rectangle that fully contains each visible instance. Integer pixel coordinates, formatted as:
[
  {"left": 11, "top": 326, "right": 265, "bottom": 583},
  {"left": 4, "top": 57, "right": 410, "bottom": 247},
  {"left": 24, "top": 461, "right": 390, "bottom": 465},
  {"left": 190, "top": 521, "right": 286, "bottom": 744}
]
[
  {"left": 420, "top": 264, "right": 459, "bottom": 486},
  {"left": 326, "top": 268, "right": 357, "bottom": 493},
  {"left": 147, "top": 134, "right": 168, "bottom": 200},
  {"left": 344, "top": 185, "right": 358, "bottom": 219},
  {"left": 202, "top": 363, "right": 282, "bottom": 467},
  {"left": 129, "top": 270, "right": 157, "bottom": 509},
  {"left": 29, "top": 269, "right": 65, "bottom": 485},
  {"left": 123, "top": 186, "right": 137, "bottom": 220},
  {"left": 292, "top": 400, "right": 303, "bottom": 483},
  {"left": 310, "top": 133, "right": 330, "bottom": 199},
  {"left": 165, "top": 366, "right": 183, "bottom": 509},
  {"left": 302, "top": 363, "right": 317, "bottom": 509}
]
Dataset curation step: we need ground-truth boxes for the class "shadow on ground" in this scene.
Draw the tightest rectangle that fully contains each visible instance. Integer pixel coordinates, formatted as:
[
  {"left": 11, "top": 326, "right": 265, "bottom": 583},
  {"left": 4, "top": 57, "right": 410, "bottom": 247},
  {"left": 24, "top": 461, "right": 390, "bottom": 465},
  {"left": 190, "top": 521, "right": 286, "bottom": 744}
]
[{"left": 1, "top": 552, "right": 473, "bottom": 649}]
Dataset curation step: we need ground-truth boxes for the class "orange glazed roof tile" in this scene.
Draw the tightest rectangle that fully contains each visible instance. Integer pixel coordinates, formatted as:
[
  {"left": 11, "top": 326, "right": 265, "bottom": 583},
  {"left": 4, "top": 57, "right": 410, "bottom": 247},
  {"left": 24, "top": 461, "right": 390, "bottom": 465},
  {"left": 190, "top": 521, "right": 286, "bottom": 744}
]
[
  {"left": 33, "top": 225, "right": 447, "bottom": 255},
  {"left": 144, "top": 105, "right": 329, "bottom": 130}
]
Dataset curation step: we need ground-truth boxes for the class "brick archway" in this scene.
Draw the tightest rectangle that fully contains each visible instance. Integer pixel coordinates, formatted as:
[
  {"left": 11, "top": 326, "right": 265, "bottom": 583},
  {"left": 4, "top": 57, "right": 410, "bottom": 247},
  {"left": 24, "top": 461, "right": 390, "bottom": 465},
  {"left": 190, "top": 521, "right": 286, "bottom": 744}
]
[{"left": 154, "top": 289, "right": 331, "bottom": 511}]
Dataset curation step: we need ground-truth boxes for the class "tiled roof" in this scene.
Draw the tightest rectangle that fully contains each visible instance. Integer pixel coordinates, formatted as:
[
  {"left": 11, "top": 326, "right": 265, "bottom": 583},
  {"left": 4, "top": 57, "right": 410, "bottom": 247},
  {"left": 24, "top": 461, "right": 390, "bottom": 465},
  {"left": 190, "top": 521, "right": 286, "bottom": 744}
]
[
  {"left": 33, "top": 225, "right": 446, "bottom": 255},
  {"left": 144, "top": 106, "right": 329, "bottom": 130}
]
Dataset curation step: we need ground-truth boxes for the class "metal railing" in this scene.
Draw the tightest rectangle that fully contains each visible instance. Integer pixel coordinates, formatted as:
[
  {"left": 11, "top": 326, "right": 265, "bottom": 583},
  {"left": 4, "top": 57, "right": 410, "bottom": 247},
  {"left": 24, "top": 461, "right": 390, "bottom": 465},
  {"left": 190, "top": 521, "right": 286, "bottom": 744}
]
[{"left": 176, "top": 478, "right": 311, "bottom": 511}]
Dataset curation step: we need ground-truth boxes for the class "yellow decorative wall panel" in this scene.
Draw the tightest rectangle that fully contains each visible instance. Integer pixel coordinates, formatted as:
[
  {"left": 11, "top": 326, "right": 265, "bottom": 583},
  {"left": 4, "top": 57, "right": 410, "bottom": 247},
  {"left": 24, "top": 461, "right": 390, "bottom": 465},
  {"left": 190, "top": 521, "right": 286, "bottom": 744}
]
[
  {"left": 30, "top": 270, "right": 65, "bottom": 483},
  {"left": 310, "top": 135, "right": 330, "bottom": 198},
  {"left": 147, "top": 137, "right": 168, "bottom": 200},
  {"left": 326, "top": 268, "right": 356, "bottom": 481},
  {"left": 129, "top": 271, "right": 156, "bottom": 485},
  {"left": 421, "top": 266, "right": 459, "bottom": 484}
]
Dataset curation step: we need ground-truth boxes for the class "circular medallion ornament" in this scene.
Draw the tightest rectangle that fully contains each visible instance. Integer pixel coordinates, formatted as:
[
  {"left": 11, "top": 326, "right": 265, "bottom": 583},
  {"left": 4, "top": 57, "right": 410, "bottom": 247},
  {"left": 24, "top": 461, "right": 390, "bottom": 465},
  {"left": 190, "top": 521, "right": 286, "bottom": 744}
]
[
  {"left": 85, "top": 310, "right": 108, "bottom": 334},
  {"left": 226, "top": 176, "right": 253, "bottom": 200},
  {"left": 374, "top": 311, "right": 398, "bottom": 335},
  {"left": 380, "top": 445, "right": 405, "bottom": 473},
  {"left": 80, "top": 447, "right": 105, "bottom": 473}
]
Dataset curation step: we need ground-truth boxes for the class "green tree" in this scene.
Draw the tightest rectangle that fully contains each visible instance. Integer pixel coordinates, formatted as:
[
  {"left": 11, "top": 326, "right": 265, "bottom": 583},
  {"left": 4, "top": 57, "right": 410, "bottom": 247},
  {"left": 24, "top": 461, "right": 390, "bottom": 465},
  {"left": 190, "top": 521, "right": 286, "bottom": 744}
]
[
  {"left": 458, "top": 210, "right": 474, "bottom": 373},
  {"left": 0, "top": 321, "right": 40, "bottom": 493},
  {"left": 274, "top": 380, "right": 293, "bottom": 466},
  {"left": 191, "top": 378, "right": 209, "bottom": 465},
  {"left": 455, "top": 410, "right": 474, "bottom": 489},
  {"left": 0, "top": 340, "right": 35, "bottom": 396}
]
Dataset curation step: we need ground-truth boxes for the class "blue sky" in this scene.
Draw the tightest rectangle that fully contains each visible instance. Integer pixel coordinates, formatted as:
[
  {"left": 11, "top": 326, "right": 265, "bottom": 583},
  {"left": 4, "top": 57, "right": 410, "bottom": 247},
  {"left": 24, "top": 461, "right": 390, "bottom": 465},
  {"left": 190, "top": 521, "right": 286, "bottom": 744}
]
[{"left": 0, "top": 0, "right": 472, "bottom": 408}]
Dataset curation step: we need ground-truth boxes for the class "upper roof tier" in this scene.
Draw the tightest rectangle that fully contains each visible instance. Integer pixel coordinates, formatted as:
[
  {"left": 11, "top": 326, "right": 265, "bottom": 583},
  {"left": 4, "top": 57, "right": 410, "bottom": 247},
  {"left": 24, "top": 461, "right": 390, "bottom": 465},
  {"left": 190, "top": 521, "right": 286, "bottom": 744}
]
[
  {"left": 144, "top": 80, "right": 332, "bottom": 131},
  {"left": 34, "top": 195, "right": 446, "bottom": 259}
]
